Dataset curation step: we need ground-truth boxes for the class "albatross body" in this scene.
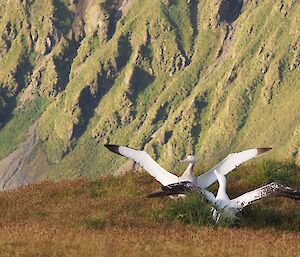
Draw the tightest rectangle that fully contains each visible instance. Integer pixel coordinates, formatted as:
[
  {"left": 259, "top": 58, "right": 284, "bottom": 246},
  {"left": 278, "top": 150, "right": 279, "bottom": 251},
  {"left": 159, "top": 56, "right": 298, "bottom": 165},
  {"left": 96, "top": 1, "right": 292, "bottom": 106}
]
[
  {"left": 104, "top": 144, "right": 271, "bottom": 189},
  {"left": 148, "top": 170, "right": 300, "bottom": 222}
]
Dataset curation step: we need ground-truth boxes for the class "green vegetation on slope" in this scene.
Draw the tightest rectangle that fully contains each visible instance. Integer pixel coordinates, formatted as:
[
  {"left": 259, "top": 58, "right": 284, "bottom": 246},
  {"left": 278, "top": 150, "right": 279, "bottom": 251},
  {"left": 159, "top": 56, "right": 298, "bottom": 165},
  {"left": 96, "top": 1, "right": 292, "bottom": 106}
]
[
  {"left": 0, "top": 0, "right": 299, "bottom": 181},
  {"left": 0, "top": 97, "right": 46, "bottom": 159}
]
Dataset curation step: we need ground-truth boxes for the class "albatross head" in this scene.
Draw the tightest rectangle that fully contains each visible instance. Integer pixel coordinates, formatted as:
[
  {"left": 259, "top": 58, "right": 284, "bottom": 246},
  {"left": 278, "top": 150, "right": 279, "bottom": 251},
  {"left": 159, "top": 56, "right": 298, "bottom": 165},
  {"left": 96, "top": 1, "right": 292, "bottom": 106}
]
[{"left": 180, "top": 155, "right": 196, "bottom": 164}]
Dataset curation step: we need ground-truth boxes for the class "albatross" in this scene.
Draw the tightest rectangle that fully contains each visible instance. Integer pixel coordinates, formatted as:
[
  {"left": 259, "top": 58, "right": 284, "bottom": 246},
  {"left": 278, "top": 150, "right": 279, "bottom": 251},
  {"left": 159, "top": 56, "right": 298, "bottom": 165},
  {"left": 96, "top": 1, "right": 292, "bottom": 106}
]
[
  {"left": 104, "top": 144, "right": 272, "bottom": 189},
  {"left": 147, "top": 170, "right": 300, "bottom": 222}
]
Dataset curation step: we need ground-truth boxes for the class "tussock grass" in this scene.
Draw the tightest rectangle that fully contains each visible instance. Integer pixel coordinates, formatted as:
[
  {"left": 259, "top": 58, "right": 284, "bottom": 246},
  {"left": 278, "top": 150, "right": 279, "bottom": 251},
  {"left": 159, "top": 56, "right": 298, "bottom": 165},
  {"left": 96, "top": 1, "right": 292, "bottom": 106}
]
[
  {"left": 245, "top": 160, "right": 298, "bottom": 187},
  {"left": 154, "top": 194, "right": 214, "bottom": 226},
  {"left": 85, "top": 212, "right": 106, "bottom": 230}
]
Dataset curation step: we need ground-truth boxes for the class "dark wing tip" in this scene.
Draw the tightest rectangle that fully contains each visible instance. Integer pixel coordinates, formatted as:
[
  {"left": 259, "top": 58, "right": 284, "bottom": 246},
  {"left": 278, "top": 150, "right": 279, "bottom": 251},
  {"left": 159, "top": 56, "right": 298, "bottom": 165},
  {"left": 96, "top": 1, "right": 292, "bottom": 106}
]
[
  {"left": 147, "top": 182, "right": 194, "bottom": 198},
  {"left": 257, "top": 147, "right": 272, "bottom": 156},
  {"left": 147, "top": 188, "right": 165, "bottom": 198},
  {"left": 291, "top": 191, "right": 300, "bottom": 200},
  {"left": 279, "top": 184, "right": 300, "bottom": 201},
  {"left": 104, "top": 144, "right": 121, "bottom": 155}
]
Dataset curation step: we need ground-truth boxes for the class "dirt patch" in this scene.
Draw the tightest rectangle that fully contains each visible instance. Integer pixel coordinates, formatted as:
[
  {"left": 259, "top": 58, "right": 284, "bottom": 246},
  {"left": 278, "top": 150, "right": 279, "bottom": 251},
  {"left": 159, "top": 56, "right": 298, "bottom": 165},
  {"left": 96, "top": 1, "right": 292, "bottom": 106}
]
[
  {"left": 0, "top": 119, "right": 48, "bottom": 190},
  {"left": 74, "top": 0, "right": 95, "bottom": 18},
  {"left": 201, "top": 24, "right": 235, "bottom": 80}
]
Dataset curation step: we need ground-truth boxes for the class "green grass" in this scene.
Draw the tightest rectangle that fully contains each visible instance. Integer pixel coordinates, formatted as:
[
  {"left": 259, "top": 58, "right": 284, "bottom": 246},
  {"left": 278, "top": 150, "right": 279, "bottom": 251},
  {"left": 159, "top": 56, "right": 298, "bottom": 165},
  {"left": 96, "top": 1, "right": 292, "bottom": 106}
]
[
  {"left": 246, "top": 161, "right": 298, "bottom": 187},
  {"left": 153, "top": 194, "right": 214, "bottom": 226},
  {"left": 239, "top": 203, "right": 300, "bottom": 231},
  {"left": 161, "top": 0, "right": 194, "bottom": 53},
  {"left": 0, "top": 97, "right": 46, "bottom": 159}
]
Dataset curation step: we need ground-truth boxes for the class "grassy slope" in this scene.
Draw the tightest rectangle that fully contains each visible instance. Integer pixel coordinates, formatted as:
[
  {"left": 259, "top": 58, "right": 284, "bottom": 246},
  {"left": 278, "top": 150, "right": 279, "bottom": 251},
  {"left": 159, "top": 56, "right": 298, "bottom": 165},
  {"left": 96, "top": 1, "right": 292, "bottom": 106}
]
[
  {"left": 0, "top": 0, "right": 299, "bottom": 181},
  {"left": 0, "top": 171, "right": 299, "bottom": 256}
]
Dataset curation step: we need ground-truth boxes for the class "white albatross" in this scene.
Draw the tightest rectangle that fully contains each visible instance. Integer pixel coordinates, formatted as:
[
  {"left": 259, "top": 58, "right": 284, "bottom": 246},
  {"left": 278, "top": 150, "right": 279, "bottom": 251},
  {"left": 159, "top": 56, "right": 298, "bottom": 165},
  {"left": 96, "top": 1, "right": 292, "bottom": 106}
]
[
  {"left": 104, "top": 144, "right": 271, "bottom": 188},
  {"left": 147, "top": 170, "right": 300, "bottom": 222}
]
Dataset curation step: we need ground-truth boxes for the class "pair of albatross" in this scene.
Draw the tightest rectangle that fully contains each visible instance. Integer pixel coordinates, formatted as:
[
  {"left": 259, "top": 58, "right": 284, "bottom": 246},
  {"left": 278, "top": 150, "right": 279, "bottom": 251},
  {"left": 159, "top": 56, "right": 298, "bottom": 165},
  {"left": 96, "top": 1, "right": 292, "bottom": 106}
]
[
  {"left": 148, "top": 172, "right": 300, "bottom": 222},
  {"left": 105, "top": 145, "right": 300, "bottom": 222}
]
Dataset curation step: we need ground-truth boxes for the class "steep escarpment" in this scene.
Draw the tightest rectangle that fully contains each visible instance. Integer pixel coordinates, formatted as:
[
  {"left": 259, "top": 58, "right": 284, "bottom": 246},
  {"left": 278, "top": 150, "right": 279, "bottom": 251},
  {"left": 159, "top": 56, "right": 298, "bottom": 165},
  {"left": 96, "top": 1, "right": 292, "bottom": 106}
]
[{"left": 0, "top": 0, "right": 299, "bottom": 183}]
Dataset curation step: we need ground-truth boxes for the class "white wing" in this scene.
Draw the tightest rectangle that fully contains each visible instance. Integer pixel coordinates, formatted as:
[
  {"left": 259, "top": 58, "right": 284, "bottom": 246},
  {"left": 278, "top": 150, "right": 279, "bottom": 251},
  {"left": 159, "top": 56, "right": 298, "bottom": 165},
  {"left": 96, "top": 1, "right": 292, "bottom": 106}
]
[
  {"left": 196, "top": 148, "right": 272, "bottom": 188},
  {"left": 230, "top": 182, "right": 300, "bottom": 210},
  {"left": 105, "top": 144, "right": 178, "bottom": 186}
]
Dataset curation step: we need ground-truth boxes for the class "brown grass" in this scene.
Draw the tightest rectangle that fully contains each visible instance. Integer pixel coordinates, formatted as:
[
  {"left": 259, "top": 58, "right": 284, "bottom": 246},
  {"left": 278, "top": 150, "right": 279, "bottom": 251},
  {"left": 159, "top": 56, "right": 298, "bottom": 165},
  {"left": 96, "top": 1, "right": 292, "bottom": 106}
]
[{"left": 0, "top": 173, "right": 299, "bottom": 257}]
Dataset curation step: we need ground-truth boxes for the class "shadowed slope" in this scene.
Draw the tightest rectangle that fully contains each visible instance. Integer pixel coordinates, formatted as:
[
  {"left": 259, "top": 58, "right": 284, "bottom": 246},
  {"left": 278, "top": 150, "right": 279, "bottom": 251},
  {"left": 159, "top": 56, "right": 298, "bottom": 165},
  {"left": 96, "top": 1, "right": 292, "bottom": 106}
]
[{"left": 0, "top": 0, "right": 299, "bottom": 183}]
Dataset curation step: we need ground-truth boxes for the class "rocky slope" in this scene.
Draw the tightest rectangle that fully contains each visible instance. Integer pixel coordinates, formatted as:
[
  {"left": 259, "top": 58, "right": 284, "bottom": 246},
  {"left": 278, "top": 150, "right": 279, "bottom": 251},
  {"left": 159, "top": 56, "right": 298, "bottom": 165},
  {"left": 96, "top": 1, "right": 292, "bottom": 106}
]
[{"left": 0, "top": 0, "right": 299, "bottom": 184}]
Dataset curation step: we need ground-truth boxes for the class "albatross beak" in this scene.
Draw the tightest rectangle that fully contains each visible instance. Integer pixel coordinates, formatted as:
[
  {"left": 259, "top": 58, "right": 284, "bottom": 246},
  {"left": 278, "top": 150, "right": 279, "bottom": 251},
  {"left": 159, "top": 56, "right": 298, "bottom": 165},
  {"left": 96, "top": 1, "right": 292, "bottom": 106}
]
[{"left": 179, "top": 159, "right": 187, "bottom": 163}]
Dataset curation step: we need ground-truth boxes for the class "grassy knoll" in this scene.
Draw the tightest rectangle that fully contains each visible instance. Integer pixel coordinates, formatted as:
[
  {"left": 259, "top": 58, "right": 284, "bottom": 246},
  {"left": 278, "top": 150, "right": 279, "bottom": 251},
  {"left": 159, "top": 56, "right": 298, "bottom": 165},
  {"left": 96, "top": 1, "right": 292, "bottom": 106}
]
[{"left": 0, "top": 167, "right": 299, "bottom": 256}]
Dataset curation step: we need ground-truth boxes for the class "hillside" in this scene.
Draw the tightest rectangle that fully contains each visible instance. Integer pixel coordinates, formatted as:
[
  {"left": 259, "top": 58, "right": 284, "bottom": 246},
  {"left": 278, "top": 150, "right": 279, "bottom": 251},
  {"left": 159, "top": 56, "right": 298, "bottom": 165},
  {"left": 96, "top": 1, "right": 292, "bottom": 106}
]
[
  {"left": 0, "top": 0, "right": 299, "bottom": 185},
  {"left": 0, "top": 172, "right": 299, "bottom": 256}
]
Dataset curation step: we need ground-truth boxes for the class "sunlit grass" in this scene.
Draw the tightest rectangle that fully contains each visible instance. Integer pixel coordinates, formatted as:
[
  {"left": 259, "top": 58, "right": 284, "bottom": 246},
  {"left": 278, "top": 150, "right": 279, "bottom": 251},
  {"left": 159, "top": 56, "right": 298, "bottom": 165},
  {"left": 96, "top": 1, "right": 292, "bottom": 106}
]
[{"left": 0, "top": 171, "right": 299, "bottom": 256}]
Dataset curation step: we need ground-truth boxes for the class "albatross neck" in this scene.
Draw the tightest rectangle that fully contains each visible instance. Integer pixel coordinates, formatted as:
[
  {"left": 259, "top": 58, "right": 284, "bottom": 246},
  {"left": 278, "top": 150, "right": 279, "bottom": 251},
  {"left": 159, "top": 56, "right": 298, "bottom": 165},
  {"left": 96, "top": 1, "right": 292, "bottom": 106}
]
[
  {"left": 180, "top": 162, "right": 196, "bottom": 182},
  {"left": 216, "top": 176, "right": 229, "bottom": 201}
]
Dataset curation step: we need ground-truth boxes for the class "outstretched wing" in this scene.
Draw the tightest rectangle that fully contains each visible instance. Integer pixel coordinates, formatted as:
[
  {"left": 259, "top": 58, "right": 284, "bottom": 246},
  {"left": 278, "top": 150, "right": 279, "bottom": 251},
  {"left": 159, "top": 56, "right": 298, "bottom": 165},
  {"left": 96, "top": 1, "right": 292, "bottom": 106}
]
[
  {"left": 105, "top": 144, "right": 178, "bottom": 186},
  {"left": 147, "top": 181, "right": 216, "bottom": 204},
  {"left": 230, "top": 182, "right": 300, "bottom": 210},
  {"left": 196, "top": 148, "right": 272, "bottom": 188}
]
